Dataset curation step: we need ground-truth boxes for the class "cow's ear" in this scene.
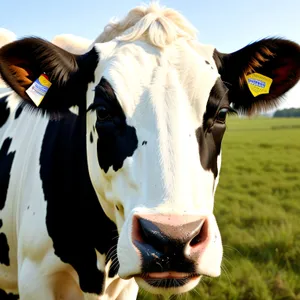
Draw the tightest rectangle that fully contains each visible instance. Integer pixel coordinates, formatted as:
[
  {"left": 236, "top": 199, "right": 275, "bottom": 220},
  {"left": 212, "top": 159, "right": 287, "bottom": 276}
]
[
  {"left": 214, "top": 38, "right": 300, "bottom": 114},
  {"left": 0, "top": 37, "right": 98, "bottom": 112}
]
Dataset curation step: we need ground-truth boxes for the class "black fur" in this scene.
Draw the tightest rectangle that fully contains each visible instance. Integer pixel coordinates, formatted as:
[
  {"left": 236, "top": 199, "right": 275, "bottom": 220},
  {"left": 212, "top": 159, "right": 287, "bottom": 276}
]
[
  {"left": 14, "top": 106, "right": 23, "bottom": 120},
  {"left": 90, "top": 79, "right": 139, "bottom": 173},
  {"left": 0, "top": 289, "right": 19, "bottom": 300},
  {"left": 0, "top": 138, "right": 16, "bottom": 210},
  {"left": 0, "top": 96, "right": 10, "bottom": 128},
  {"left": 0, "top": 233, "right": 10, "bottom": 266},
  {"left": 196, "top": 79, "right": 229, "bottom": 178}
]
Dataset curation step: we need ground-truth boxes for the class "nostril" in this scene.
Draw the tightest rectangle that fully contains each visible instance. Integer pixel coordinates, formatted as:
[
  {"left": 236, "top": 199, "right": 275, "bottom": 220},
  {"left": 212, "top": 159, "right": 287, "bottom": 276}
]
[
  {"left": 139, "top": 218, "right": 152, "bottom": 240},
  {"left": 138, "top": 218, "right": 168, "bottom": 250},
  {"left": 189, "top": 219, "right": 208, "bottom": 247},
  {"left": 132, "top": 216, "right": 169, "bottom": 253}
]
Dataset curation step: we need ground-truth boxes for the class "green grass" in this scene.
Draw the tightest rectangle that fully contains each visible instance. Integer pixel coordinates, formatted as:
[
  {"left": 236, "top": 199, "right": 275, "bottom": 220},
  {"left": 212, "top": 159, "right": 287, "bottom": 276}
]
[{"left": 139, "top": 117, "right": 300, "bottom": 300}]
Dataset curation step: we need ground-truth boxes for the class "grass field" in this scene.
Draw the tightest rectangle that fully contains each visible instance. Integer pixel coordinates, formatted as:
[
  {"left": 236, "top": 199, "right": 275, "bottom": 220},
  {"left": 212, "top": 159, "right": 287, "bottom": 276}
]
[{"left": 139, "top": 117, "right": 300, "bottom": 300}]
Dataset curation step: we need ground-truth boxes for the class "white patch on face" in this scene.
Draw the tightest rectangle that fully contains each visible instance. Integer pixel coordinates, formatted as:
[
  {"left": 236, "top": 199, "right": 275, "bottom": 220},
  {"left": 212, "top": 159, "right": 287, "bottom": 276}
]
[
  {"left": 95, "top": 250, "right": 106, "bottom": 272},
  {"left": 69, "top": 105, "right": 79, "bottom": 115},
  {"left": 214, "top": 152, "right": 222, "bottom": 196}
]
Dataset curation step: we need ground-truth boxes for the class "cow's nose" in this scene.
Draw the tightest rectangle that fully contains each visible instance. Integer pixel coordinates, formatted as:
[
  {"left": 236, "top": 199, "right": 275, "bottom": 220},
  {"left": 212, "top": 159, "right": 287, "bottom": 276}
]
[{"left": 132, "top": 214, "right": 210, "bottom": 273}]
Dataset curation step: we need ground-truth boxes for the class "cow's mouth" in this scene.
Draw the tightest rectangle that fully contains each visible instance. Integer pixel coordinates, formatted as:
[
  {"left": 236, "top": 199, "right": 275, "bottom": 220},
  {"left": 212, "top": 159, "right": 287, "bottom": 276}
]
[
  {"left": 143, "top": 272, "right": 199, "bottom": 287},
  {"left": 135, "top": 272, "right": 201, "bottom": 294}
]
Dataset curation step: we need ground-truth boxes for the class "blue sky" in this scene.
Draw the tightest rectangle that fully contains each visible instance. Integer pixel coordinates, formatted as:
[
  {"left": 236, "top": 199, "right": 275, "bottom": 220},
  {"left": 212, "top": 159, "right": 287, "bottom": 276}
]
[{"left": 1, "top": 0, "right": 299, "bottom": 108}]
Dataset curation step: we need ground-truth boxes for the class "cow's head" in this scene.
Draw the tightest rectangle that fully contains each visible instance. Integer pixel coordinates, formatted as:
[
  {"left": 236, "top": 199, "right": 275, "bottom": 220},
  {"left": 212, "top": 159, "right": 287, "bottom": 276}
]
[{"left": 0, "top": 4, "right": 299, "bottom": 296}]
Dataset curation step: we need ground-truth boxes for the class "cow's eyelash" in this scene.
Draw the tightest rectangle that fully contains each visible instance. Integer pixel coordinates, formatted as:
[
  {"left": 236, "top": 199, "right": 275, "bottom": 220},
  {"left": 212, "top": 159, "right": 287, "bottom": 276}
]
[
  {"left": 87, "top": 86, "right": 111, "bottom": 112},
  {"left": 227, "top": 107, "right": 238, "bottom": 115},
  {"left": 87, "top": 103, "right": 101, "bottom": 112}
]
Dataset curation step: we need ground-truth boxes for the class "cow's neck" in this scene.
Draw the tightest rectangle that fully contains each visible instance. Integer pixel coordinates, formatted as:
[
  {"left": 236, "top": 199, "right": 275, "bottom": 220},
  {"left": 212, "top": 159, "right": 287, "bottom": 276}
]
[{"left": 39, "top": 112, "right": 119, "bottom": 295}]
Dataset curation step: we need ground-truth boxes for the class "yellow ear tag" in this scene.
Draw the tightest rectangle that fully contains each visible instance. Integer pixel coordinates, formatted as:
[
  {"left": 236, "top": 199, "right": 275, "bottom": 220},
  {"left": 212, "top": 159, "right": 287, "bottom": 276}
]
[
  {"left": 26, "top": 74, "right": 52, "bottom": 106},
  {"left": 245, "top": 73, "right": 273, "bottom": 97}
]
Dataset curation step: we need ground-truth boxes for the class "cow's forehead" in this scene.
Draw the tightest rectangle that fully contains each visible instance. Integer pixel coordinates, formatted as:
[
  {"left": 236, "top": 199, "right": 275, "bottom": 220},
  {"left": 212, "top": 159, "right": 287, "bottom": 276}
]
[{"left": 92, "top": 39, "right": 220, "bottom": 120}]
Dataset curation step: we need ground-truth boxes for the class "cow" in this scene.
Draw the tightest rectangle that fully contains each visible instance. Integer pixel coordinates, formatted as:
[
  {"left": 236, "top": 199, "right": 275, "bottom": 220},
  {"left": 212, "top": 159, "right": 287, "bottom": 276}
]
[{"left": 0, "top": 3, "right": 299, "bottom": 300}]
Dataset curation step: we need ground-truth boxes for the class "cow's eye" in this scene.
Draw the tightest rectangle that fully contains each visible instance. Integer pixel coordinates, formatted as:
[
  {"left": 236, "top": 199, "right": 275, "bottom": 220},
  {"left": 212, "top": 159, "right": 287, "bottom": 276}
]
[
  {"left": 216, "top": 108, "right": 228, "bottom": 123},
  {"left": 96, "top": 106, "right": 111, "bottom": 121}
]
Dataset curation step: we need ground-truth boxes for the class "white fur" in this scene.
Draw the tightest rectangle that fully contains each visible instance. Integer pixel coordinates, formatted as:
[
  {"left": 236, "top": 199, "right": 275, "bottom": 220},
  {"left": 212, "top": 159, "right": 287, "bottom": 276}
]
[{"left": 93, "top": 2, "right": 198, "bottom": 47}]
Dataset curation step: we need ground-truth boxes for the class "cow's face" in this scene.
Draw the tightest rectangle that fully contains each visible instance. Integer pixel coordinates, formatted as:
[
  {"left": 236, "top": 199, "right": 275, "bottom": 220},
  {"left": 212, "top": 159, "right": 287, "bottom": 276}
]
[
  {"left": 85, "top": 40, "right": 225, "bottom": 293},
  {"left": 0, "top": 35, "right": 299, "bottom": 296}
]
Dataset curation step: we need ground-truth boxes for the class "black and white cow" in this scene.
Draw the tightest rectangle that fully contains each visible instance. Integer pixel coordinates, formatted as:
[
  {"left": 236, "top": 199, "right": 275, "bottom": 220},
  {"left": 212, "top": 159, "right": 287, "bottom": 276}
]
[{"left": 0, "top": 4, "right": 299, "bottom": 300}]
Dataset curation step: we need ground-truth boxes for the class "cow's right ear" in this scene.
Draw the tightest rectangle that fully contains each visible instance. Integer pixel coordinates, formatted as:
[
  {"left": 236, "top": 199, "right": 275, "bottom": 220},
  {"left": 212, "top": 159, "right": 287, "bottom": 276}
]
[{"left": 0, "top": 37, "right": 98, "bottom": 112}]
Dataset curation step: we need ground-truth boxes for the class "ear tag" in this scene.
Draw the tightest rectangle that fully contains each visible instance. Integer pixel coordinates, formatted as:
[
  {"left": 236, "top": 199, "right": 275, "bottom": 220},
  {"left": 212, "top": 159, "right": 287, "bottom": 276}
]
[
  {"left": 246, "top": 73, "right": 273, "bottom": 97},
  {"left": 26, "top": 74, "right": 52, "bottom": 106}
]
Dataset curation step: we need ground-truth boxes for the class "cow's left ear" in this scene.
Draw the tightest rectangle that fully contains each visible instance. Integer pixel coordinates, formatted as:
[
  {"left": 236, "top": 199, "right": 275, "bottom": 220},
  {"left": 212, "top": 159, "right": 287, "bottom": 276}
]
[{"left": 214, "top": 38, "right": 300, "bottom": 114}]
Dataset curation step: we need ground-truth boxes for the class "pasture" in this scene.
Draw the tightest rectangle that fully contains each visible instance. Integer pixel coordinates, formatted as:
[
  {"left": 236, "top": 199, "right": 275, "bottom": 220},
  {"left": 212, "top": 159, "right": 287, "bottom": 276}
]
[{"left": 141, "top": 116, "right": 300, "bottom": 300}]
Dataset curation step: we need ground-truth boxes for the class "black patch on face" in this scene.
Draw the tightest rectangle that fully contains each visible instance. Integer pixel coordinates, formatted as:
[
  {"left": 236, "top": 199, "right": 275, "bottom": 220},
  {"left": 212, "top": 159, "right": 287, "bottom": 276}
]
[
  {"left": 14, "top": 105, "right": 23, "bottom": 119},
  {"left": 0, "top": 138, "right": 16, "bottom": 210},
  {"left": 40, "top": 111, "right": 118, "bottom": 295},
  {"left": 0, "top": 289, "right": 19, "bottom": 300},
  {"left": 90, "top": 132, "right": 93, "bottom": 143},
  {"left": 0, "top": 96, "right": 10, "bottom": 128},
  {"left": 0, "top": 232, "right": 10, "bottom": 266},
  {"left": 90, "top": 79, "right": 138, "bottom": 173},
  {"left": 97, "top": 123, "right": 138, "bottom": 172},
  {"left": 195, "top": 79, "right": 229, "bottom": 178}
]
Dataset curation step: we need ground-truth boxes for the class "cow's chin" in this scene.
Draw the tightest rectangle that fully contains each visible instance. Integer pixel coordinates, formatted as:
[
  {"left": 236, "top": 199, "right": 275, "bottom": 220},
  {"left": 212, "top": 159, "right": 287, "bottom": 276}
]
[{"left": 134, "top": 272, "right": 201, "bottom": 295}]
